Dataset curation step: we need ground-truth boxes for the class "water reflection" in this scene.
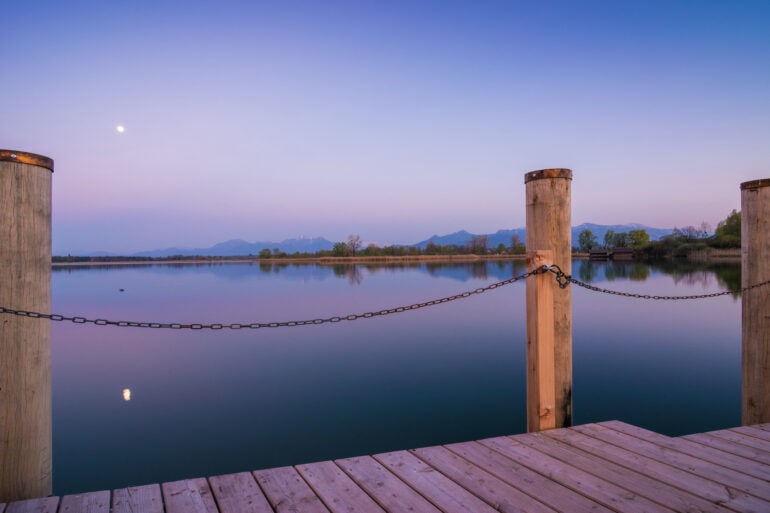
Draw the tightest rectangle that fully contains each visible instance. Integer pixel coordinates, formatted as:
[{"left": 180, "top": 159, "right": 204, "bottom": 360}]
[
  {"left": 576, "top": 259, "right": 741, "bottom": 297},
  {"left": 51, "top": 258, "right": 741, "bottom": 496}
]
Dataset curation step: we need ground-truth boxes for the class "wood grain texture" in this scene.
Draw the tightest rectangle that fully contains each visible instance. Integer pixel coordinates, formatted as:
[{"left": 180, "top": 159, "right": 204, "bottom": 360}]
[
  {"left": 296, "top": 460, "right": 384, "bottom": 513},
  {"left": 254, "top": 465, "right": 330, "bottom": 513},
  {"left": 525, "top": 170, "right": 572, "bottom": 428},
  {"left": 0, "top": 158, "right": 53, "bottom": 502},
  {"left": 412, "top": 445, "right": 558, "bottom": 513},
  {"left": 58, "top": 491, "right": 110, "bottom": 513},
  {"left": 162, "top": 478, "right": 218, "bottom": 513},
  {"left": 574, "top": 423, "right": 770, "bottom": 511},
  {"left": 526, "top": 251, "right": 556, "bottom": 432},
  {"left": 374, "top": 450, "right": 499, "bottom": 513},
  {"left": 4, "top": 497, "right": 58, "bottom": 513},
  {"left": 742, "top": 178, "right": 770, "bottom": 424},
  {"left": 336, "top": 455, "right": 441, "bottom": 513},
  {"left": 209, "top": 472, "right": 273, "bottom": 513},
  {"left": 112, "top": 484, "right": 163, "bottom": 513}
]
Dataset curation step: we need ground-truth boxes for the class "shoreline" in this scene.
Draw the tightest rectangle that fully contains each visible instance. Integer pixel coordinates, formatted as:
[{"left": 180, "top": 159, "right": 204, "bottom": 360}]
[{"left": 50, "top": 249, "right": 741, "bottom": 268}]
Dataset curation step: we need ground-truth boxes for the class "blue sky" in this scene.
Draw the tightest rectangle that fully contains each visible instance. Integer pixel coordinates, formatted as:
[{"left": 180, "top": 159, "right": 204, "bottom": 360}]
[{"left": 2, "top": 1, "right": 768, "bottom": 254}]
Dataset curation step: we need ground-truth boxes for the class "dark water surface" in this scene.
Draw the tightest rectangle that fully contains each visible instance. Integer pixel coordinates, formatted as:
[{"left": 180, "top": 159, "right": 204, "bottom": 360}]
[{"left": 51, "top": 259, "right": 741, "bottom": 494}]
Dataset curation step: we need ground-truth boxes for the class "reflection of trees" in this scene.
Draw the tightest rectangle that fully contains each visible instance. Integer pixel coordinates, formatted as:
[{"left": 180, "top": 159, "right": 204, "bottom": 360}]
[
  {"left": 628, "top": 263, "right": 650, "bottom": 281},
  {"left": 332, "top": 264, "right": 363, "bottom": 286},
  {"left": 579, "top": 262, "right": 598, "bottom": 283},
  {"left": 600, "top": 262, "right": 651, "bottom": 282},
  {"left": 469, "top": 262, "right": 488, "bottom": 280}
]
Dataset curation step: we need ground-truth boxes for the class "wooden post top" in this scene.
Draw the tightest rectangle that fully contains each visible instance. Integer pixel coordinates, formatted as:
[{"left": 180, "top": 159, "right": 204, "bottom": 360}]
[
  {"left": 524, "top": 168, "right": 572, "bottom": 184},
  {"left": 0, "top": 150, "right": 54, "bottom": 172},
  {"left": 741, "top": 179, "right": 770, "bottom": 191}
]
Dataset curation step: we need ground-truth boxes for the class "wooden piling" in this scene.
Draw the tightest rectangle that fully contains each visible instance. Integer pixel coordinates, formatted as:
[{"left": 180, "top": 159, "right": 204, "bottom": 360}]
[
  {"left": 741, "top": 178, "right": 770, "bottom": 425},
  {"left": 525, "top": 168, "right": 572, "bottom": 428},
  {"left": 526, "top": 250, "right": 556, "bottom": 432},
  {"left": 0, "top": 150, "right": 54, "bottom": 501}
]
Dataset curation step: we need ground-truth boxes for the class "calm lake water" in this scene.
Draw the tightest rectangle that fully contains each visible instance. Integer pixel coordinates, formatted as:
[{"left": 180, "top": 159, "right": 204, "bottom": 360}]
[{"left": 51, "top": 259, "right": 741, "bottom": 494}]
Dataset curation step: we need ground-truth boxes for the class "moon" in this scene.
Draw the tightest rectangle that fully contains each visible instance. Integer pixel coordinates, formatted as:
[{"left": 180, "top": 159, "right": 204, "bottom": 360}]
[{"left": 116, "top": 125, "right": 125, "bottom": 133}]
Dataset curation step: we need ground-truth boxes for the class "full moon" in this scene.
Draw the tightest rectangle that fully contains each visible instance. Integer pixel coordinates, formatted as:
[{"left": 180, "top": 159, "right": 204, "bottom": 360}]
[{"left": 116, "top": 125, "right": 125, "bottom": 133}]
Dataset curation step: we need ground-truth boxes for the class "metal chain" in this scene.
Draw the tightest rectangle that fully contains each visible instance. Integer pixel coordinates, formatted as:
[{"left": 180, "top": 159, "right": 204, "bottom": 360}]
[
  {"left": 0, "top": 268, "right": 545, "bottom": 330},
  {"left": 545, "top": 264, "right": 770, "bottom": 300}
]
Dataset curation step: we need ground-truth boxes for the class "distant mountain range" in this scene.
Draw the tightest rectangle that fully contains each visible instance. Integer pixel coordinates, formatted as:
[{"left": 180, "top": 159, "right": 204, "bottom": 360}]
[{"left": 64, "top": 223, "right": 674, "bottom": 257}]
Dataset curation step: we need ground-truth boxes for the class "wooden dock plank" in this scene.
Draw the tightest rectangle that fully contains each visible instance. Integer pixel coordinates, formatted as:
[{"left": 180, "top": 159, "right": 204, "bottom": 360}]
[
  {"left": 4, "top": 497, "right": 58, "bottom": 513},
  {"left": 576, "top": 424, "right": 770, "bottom": 506},
  {"left": 296, "top": 460, "right": 384, "bottom": 513},
  {"left": 253, "top": 465, "right": 329, "bottom": 513},
  {"left": 707, "top": 428, "right": 770, "bottom": 457},
  {"left": 522, "top": 431, "right": 731, "bottom": 513},
  {"left": 444, "top": 439, "right": 613, "bottom": 513},
  {"left": 209, "top": 472, "right": 273, "bottom": 513},
  {"left": 550, "top": 425, "right": 765, "bottom": 513},
  {"left": 731, "top": 426, "right": 770, "bottom": 443},
  {"left": 112, "top": 484, "right": 163, "bottom": 513},
  {"left": 162, "top": 478, "right": 218, "bottom": 513},
  {"left": 375, "top": 449, "right": 501, "bottom": 513},
  {"left": 588, "top": 423, "right": 770, "bottom": 502},
  {"left": 411, "top": 445, "right": 558, "bottom": 513},
  {"left": 7, "top": 421, "right": 770, "bottom": 513},
  {"left": 336, "top": 455, "right": 442, "bottom": 513},
  {"left": 682, "top": 433, "right": 770, "bottom": 465},
  {"left": 480, "top": 435, "right": 672, "bottom": 513},
  {"left": 58, "top": 491, "right": 110, "bottom": 513},
  {"left": 602, "top": 421, "right": 770, "bottom": 481}
]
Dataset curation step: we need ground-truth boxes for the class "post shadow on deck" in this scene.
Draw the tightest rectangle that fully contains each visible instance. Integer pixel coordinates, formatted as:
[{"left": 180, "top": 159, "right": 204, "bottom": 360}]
[{"left": 0, "top": 150, "right": 54, "bottom": 502}]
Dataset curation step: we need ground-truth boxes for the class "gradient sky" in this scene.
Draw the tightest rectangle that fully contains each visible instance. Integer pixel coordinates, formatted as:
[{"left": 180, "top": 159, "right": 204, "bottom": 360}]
[{"left": 2, "top": 1, "right": 769, "bottom": 254}]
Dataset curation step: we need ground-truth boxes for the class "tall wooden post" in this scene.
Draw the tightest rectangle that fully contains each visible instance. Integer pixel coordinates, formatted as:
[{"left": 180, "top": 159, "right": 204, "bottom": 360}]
[
  {"left": 0, "top": 150, "right": 54, "bottom": 501},
  {"left": 525, "top": 168, "right": 572, "bottom": 428},
  {"left": 741, "top": 178, "right": 770, "bottom": 425},
  {"left": 526, "top": 250, "right": 556, "bottom": 432}
]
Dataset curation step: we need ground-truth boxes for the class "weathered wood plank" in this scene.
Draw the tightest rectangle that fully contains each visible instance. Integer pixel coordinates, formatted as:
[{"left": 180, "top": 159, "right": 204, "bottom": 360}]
[
  {"left": 554, "top": 425, "right": 768, "bottom": 512},
  {"left": 5, "top": 497, "right": 58, "bottom": 513},
  {"left": 162, "top": 478, "right": 218, "bottom": 513},
  {"left": 603, "top": 421, "right": 770, "bottom": 481},
  {"left": 731, "top": 426, "right": 770, "bottom": 443},
  {"left": 374, "top": 450, "right": 500, "bottom": 513},
  {"left": 480, "top": 435, "right": 671, "bottom": 513},
  {"left": 336, "top": 455, "right": 441, "bottom": 513},
  {"left": 704, "top": 429, "right": 770, "bottom": 460},
  {"left": 112, "top": 484, "right": 163, "bottom": 513},
  {"left": 444, "top": 440, "right": 611, "bottom": 513},
  {"left": 254, "top": 465, "right": 329, "bottom": 513},
  {"left": 411, "top": 445, "right": 558, "bottom": 513},
  {"left": 682, "top": 432, "right": 770, "bottom": 465},
  {"left": 577, "top": 424, "right": 770, "bottom": 503},
  {"left": 59, "top": 491, "right": 110, "bottom": 513},
  {"left": 755, "top": 423, "right": 770, "bottom": 433},
  {"left": 521, "top": 431, "right": 730, "bottom": 513},
  {"left": 209, "top": 472, "right": 273, "bottom": 513},
  {"left": 296, "top": 461, "right": 384, "bottom": 513}
]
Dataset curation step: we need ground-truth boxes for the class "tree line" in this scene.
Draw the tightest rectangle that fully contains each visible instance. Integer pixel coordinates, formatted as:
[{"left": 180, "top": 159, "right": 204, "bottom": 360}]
[{"left": 575, "top": 210, "right": 741, "bottom": 257}]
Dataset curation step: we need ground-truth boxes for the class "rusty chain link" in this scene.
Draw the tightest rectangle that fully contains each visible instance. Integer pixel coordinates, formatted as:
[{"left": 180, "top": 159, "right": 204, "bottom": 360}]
[
  {"left": 545, "top": 264, "right": 770, "bottom": 300},
  {"left": 0, "top": 267, "right": 545, "bottom": 330}
]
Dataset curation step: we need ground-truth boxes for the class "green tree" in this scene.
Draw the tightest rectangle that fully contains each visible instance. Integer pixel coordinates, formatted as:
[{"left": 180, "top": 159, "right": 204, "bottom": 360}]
[
  {"left": 332, "top": 242, "right": 348, "bottom": 257},
  {"left": 258, "top": 248, "right": 272, "bottom": 259},
  {"left": 712, "top": 210, "right": 740, "bottom": 248},
  {"left": 628, "top": 229, "right": 650, "bottom": 249},
  {"left": 496, "top": 242, "right": 506, "bottom": 254},
  {"left": 577, "top": 229, "right": 598, "bottom": 252},
  {"left": 603, "top": 229, "right": 616, "bottom": 249}
]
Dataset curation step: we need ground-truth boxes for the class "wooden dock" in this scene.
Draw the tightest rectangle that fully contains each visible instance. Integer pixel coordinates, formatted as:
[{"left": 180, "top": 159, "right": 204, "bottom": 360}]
[{"left": 3, "top": 421, "right": 770, "bottom": 513}]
